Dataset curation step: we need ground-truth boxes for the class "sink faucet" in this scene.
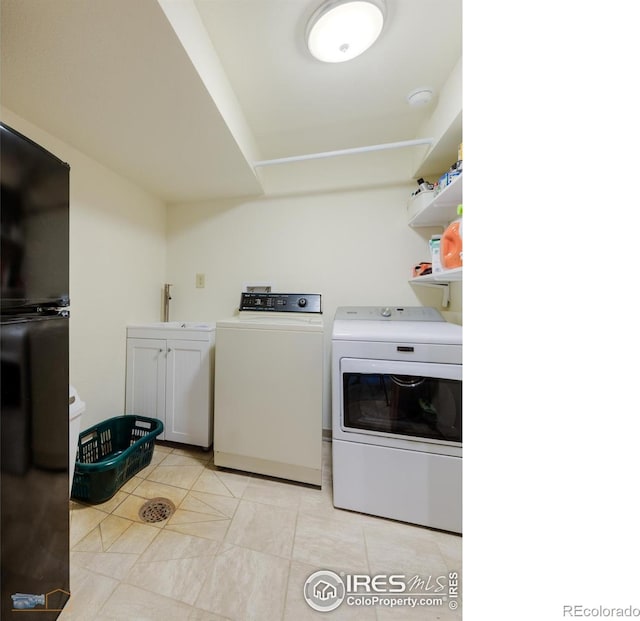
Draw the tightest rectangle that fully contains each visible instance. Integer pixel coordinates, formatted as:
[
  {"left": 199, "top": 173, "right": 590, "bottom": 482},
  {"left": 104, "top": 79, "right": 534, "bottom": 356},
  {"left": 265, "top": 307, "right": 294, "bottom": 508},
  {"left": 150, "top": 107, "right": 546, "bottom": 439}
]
[{"left": 163, "top": 284, "right": 173, "bottom": 322}]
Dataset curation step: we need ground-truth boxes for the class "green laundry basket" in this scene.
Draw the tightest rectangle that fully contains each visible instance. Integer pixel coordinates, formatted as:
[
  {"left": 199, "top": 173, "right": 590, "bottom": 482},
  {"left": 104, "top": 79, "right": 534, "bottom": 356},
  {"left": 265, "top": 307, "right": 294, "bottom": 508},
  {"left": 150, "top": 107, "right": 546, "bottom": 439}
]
[{"left": 71, "top": 415, "right": 164, "bottom": 504}]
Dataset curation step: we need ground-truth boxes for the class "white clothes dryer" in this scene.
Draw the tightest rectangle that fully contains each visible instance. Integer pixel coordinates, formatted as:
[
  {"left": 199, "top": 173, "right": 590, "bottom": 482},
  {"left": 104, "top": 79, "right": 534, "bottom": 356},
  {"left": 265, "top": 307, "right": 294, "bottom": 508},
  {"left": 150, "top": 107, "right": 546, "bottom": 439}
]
[{"left": 331, "top": 306, "right": 462, "bottom": 532}]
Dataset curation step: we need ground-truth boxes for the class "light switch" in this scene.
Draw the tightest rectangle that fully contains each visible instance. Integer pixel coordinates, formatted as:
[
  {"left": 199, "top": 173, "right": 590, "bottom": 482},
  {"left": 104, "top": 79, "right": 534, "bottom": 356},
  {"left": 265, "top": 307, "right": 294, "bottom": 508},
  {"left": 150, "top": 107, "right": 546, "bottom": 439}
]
[{"left": 196, "top": 273, "right": 205, "bottom": 288}]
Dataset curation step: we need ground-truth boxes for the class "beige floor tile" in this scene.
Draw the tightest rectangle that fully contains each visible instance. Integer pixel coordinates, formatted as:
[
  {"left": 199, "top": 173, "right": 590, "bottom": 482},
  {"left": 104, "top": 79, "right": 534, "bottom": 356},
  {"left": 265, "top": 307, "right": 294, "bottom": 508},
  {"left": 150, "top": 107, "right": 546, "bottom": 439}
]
[
  {"left": 125, "top": 478, "right": 189, "bottom": 506},
  {"left": 195, "top": 543, "right": 289, "bottom": 620},
  {"left": 153, "top": 442, "right": 174, "bottom": 454},
  {"left": 65, "top": 440, "right": 463, "bottom": 619},
  {"left": 363, "top": 522, "right": 450, "bottom": 577},
  {"left": 107, "top": 522, "right": 160, "bottom": 554},
  {"left": 299, "top": 483, "right": 401, "bottom": 528},
  {"left": 73, "top": 525, "right": 104, "bottom": 552},
  {"left": 241, "top": 476, "right": 303, "bottom": 510},
  {"left": 297, "top": 484, "right": 354, "bottom": 522},
  {"left": 164, "top": 518, "right": 231, "bottom": 541},
  {"left": 70, "top": 505, "right": 109, "bottom": 548},
  {"left": 57, "top": 565, "right": 119, "bottom": 620},
  {"left": 170, "top": 444, "right": 214, "bottom": 459},
  {"left": 192, "top": 468, "right": 238, "bottom": 497},
  {"left": 144, "top": 463, "right": 204, "bottom": 489},
  {"left": 321, "top": 472, "right": 331, "bottom": 486},
  {"left": 97, "top": 514, "right": 134, "bottom": 550},
  {"left": 225, "top": 499, "right": 297, "bottom": 558},
  {"left": 209, "top": 465, "right": 252, "bottom": 497},
  {"left": 97, "top": 583, "right": 194, "bottom": 620},
  {"left": 179, "top": 490, "right": 239, "bottom": 519},
  {"left": 166, "top": 508, "right": 227, "bottom": 526},
  {"left": 432, "top": 530, "right": 463, "bottom": 572},
  {"left": 166, "top": 444, "right": 213, "bottom": 461},
  {"left": 70, "top": 550, "right": 139, "bottom": 580},
  {"left": 126, "top": 554, "right": 218, "bottom": 606},
  {"left": 162, "top": 452, "right": 212, "bottom": 467},
  {"left": 188, "top": 608, "right": 230, "bottom": 620},
  {"left": 292, "top": 512, "right": 369, "bottom": 574},
  {"left": 137, "top": 529, "right": 220, "bottom": 563},
  {"left": 136, "top": 449, "right": 169, "bottom": 478}
]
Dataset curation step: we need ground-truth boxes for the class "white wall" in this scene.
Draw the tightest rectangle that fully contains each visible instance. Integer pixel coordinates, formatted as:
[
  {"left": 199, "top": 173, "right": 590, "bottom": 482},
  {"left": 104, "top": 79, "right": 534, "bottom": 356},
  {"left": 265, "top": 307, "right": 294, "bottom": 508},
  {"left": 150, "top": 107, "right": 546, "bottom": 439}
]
[
  {"left": 2, "top": 108, "right": 167, "bottom": 429},
  {"left": 1, "top": 111, "right": 462, "bottom": 433},
  {"left": 166, "top": 185, "right": 461, "bottom": 429}
]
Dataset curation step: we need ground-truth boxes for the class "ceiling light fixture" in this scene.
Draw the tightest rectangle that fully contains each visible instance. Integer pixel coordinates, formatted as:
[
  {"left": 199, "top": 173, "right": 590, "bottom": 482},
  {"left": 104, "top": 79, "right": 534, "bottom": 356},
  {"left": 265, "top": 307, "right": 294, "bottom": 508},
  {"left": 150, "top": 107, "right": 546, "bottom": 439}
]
[{"left": 306, "top": 0, "right": 386, "bottom": 63}]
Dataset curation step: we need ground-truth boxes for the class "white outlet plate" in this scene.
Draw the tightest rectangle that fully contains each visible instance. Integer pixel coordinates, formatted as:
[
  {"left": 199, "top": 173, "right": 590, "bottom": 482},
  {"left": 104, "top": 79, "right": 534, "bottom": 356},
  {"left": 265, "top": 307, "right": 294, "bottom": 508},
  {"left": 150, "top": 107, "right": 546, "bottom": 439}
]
[{"left": 196, "top": 273, "right": 205, "bottom": 288}]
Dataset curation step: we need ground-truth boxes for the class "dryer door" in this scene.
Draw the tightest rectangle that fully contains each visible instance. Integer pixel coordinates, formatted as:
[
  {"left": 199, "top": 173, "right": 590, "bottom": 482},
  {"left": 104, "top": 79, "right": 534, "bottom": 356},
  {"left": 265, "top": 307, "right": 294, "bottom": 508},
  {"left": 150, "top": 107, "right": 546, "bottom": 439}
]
[{"left": 339, "top": 358, "right": 462, "bottom": 448}]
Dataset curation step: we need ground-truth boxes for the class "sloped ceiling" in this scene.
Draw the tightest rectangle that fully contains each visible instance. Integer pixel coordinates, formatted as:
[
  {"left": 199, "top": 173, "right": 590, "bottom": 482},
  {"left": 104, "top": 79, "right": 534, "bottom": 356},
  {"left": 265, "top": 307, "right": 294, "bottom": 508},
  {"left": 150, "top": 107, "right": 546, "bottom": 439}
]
[{"left": 1, "top": 0, "right": 462, "bottom": 202}]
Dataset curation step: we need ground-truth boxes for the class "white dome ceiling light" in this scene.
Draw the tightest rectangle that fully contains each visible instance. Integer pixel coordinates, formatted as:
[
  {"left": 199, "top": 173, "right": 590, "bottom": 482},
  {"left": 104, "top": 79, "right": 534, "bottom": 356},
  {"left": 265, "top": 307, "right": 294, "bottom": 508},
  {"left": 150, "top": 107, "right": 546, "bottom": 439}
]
[{"left": 306, "top": 0, "right": 386, "bottom": 63}]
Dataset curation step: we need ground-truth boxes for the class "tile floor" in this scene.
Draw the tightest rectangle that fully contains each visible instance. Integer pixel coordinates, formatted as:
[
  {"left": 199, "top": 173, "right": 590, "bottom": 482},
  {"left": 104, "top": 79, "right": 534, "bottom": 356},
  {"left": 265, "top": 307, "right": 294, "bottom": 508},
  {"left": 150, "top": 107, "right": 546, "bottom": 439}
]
[{"left": 60, "top": 440, "right": 461, "bottom": 620}]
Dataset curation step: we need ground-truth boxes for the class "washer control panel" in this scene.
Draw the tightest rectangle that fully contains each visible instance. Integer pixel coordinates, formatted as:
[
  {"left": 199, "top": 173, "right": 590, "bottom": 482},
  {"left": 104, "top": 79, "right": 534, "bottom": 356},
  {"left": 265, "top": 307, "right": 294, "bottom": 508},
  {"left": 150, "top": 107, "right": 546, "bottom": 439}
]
[{"left": 239, "top": 292, "right": 322, "bottom": 313}]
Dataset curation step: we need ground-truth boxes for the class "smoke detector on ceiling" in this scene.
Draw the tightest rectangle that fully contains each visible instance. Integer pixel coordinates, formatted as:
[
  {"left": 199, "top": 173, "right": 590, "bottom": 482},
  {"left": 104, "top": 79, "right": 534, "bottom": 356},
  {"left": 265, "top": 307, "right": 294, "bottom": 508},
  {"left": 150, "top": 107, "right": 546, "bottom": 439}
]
[{"left": 406, "top": 88, "right": 434, "bottom": 107}]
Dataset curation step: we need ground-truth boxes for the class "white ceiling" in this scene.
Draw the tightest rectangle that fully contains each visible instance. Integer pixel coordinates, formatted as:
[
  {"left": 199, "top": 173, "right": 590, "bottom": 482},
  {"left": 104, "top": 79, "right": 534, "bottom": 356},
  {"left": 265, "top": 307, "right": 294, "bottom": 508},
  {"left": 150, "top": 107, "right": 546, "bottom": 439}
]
[{"left": 0, "top": 0, "right": 462, "bottom": 203}]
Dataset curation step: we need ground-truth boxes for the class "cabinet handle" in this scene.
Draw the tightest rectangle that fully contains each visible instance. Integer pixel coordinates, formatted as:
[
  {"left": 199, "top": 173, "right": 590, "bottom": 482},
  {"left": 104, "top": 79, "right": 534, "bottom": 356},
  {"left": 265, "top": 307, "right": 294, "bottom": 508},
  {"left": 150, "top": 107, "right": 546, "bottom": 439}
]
[{"left": 167, "top": 348, "right": 172, "bottom": 353}]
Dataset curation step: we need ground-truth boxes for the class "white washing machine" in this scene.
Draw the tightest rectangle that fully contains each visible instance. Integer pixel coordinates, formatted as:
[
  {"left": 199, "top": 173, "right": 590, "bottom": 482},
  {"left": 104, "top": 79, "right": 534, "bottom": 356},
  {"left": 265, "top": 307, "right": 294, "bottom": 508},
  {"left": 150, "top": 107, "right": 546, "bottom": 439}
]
[
  {"left": 332, "top": 306, "right": 462, "bottom": 532},
  {"left": 214, "top": 293, "right": 324, "bottom": 486}
]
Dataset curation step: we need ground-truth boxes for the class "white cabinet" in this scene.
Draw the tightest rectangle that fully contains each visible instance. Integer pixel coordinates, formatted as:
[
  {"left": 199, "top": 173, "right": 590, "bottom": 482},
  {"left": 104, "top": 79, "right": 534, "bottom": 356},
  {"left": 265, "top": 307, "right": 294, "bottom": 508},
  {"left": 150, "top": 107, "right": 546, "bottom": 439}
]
[{"left": 125, "top": 323, "right": 214, "bottom": 449}]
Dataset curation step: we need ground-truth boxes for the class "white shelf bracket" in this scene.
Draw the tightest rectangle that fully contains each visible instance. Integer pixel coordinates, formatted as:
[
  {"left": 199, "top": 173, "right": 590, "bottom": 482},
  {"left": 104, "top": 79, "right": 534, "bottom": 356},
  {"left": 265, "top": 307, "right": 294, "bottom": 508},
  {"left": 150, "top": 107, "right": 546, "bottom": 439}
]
[
  {"left": 440, "top": 283, "right": 450, "bottom": 308},
  {"left": 412, "top": 281, "right": 450, "bottom": 308}
]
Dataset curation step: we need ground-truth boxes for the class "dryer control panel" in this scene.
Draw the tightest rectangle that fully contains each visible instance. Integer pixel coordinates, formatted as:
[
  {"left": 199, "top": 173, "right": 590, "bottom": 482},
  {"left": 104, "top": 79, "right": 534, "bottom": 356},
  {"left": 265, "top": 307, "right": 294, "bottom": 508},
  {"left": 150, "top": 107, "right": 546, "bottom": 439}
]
[
  {"left": 239, "top": 292, "right": 322, "bottom": 313},
  {"left": 334, "top": 306, "right": 443, "bottom": 321}
]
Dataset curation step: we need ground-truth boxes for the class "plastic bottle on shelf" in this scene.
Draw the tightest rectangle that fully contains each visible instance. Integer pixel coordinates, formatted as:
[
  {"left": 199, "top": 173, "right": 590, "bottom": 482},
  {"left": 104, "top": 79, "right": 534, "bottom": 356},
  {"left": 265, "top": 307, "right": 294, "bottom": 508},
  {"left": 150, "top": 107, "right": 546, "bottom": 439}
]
[
  {"left": 411, "top": 177, "right": 434, "bottom": 197},
  {"left": 441, "top": 204, "right": 463, "bottom": 269}
]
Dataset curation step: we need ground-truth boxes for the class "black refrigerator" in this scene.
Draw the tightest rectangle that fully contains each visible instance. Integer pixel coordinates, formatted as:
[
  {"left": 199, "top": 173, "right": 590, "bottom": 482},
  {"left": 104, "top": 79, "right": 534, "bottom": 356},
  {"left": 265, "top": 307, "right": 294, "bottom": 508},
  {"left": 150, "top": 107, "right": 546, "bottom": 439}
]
[{"left": 1, "top": 123, "right": 71, "bottom": 618}]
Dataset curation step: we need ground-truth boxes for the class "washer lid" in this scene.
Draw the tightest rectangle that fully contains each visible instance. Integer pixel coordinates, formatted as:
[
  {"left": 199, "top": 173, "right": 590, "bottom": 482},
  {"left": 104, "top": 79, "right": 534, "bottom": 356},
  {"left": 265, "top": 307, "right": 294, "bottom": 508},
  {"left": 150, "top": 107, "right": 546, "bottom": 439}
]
[{"left": 216, "top": 312, "right": 324, "bottom": 332}]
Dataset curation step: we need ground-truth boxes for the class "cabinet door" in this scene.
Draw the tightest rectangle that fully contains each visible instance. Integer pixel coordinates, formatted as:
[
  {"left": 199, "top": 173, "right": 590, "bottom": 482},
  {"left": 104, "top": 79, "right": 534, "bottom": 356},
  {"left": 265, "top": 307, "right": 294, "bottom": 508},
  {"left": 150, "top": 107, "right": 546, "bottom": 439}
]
[
  {"left": 164, "top": 339, "right": 211, "bottom": 447},
  {"left": 125, "top": 338, "right": 167, "bottom": 439}
]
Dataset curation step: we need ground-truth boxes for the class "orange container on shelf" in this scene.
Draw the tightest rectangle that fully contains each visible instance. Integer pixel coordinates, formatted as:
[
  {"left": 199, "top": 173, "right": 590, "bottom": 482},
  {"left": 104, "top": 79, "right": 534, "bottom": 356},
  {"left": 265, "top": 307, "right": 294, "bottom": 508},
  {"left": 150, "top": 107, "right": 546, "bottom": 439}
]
[{"left": 441, "top": 204, "right": 463, "bottom": 269}]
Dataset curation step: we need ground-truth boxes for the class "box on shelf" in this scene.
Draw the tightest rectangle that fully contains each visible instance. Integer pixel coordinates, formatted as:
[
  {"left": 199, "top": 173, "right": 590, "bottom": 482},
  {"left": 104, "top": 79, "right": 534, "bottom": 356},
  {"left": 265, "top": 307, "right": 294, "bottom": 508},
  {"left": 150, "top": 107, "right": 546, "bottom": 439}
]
[
  {"left": 437, "top": 172, "right": 449, "bottom": 190},
  {"left": 429, "top": 235, "right": 443, "bottom": 274}
]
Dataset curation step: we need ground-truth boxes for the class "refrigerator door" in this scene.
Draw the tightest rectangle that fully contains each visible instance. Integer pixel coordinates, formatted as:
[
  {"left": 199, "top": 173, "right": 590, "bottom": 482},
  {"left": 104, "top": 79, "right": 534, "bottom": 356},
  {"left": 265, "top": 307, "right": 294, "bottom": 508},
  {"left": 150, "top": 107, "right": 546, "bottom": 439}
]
[
  {"left": 1, "top": 314, "right": 70, "bottom": 617},
  {"left": 1, "top": 123, "right": 70, "bottom": 313},
  {"left": 1, "top": 123, "right": 71, "bottom": 616}
]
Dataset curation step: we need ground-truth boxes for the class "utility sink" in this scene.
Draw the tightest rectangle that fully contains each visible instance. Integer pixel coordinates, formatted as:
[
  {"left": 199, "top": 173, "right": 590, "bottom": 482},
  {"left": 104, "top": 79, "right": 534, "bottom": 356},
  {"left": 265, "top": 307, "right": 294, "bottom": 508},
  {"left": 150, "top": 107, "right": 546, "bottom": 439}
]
[{"left": 126, "top": 321, "right": 215, "bottom": 340}]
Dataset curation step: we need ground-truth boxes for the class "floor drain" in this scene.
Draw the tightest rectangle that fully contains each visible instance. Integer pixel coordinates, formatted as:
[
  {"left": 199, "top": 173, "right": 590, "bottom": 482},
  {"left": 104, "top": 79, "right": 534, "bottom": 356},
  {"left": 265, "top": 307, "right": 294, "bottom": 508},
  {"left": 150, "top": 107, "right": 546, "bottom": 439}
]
[{"left": 139, "top": 498, "right": 175, "bottom": 523}]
